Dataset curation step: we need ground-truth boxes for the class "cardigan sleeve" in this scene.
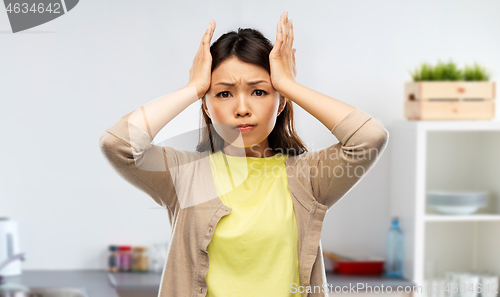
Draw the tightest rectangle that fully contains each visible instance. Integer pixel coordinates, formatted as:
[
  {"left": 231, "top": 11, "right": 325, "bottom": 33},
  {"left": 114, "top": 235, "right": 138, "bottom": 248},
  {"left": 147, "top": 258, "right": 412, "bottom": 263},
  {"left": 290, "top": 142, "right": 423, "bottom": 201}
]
[
  {"left": 98, "top": 117, "right": 180, "bottom": 211},
  {"left": 307, "top": 108, "right": 389, "bottom": 210}
]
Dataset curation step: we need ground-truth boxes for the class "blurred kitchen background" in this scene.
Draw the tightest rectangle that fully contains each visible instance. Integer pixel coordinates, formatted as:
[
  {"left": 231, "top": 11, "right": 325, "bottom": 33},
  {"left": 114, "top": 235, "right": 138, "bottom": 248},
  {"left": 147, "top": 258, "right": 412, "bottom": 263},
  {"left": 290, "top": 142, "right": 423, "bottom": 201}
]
[{"left": 1, "top": 0, "right": 499, "bottom": 287}]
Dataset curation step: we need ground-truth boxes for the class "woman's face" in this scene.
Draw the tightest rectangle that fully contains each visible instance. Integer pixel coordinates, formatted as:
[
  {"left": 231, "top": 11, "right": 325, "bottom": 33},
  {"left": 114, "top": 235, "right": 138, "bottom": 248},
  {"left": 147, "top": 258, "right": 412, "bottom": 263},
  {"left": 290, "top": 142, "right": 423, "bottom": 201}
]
[{"left": 203, "top": 56, "right": 285, "bottom": 152}]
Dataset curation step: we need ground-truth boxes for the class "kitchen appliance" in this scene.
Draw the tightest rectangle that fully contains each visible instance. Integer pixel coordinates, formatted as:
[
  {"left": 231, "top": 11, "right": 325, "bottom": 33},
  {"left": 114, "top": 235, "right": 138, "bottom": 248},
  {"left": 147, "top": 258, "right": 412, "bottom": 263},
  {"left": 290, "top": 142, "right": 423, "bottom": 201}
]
[{"left": 0, "top": 218, "right": 22, "bottom": 276}]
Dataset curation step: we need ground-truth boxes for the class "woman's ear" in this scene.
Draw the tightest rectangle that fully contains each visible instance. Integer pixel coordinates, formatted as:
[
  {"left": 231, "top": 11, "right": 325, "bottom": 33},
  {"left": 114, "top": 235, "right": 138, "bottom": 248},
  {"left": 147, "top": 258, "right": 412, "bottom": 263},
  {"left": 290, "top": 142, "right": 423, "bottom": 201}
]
[
  {"left": 277, "top": 95, "right": 286, "bottom": 116},
  {"left": 203, "top": 96, "right": 211, "bottom": 119}
]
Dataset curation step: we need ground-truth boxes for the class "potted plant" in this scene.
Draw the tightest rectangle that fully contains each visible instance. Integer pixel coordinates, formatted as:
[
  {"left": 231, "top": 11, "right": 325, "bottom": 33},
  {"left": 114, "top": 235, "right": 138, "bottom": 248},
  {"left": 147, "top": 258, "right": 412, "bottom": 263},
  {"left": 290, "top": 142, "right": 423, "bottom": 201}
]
[{"left": 405, "top": 60, "right": 496, "bottom": 120}]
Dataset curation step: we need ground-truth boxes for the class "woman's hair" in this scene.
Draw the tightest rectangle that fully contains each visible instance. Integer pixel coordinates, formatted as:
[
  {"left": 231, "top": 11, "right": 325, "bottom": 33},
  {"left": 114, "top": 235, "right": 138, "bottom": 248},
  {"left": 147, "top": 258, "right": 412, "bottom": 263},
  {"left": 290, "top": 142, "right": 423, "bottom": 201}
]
[{"left": 195, "top": 28, "right": 308, "bottom": 156}]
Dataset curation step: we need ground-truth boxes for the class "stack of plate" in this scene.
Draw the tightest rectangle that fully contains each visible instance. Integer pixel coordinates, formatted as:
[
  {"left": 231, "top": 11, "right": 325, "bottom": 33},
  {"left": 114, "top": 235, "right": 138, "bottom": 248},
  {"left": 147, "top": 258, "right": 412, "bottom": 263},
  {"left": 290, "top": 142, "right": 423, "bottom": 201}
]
[{"left": 427, "top": 191, "right": 489, "bottom": 215}]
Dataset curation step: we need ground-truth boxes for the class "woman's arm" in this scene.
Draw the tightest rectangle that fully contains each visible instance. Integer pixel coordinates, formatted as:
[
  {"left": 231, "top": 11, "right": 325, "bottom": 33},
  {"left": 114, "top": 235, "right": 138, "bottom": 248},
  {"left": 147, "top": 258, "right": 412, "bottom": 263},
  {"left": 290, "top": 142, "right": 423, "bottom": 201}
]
[
  {"left": 278, "top": 80, "right": 355, "bottom": 131},
  {"left": 270, "top": 12, "right": 355, "bottom": 130},
  {"left": 280, "top": 81, "right": 389, "bottom": 210},
  {"left": 99, "top": 20, "right": 216, "bottom": 212},
  {"left": 98, "top": 84, "right": 198, "bottom": 210},
  {"left": 121, "top": 85, "right": 199, "bottom": 139},
  {"left": 99, "top": 116, "right": 179, "bottom": 211},
  {"left": 122, "top": 19, "right": 216, "bottom": 138},
  {"left": 271, "top": 13, "right": 388, "bottom": 210},
  {"left": 302, "top": 106, "right": 389, "bottom": 210}
]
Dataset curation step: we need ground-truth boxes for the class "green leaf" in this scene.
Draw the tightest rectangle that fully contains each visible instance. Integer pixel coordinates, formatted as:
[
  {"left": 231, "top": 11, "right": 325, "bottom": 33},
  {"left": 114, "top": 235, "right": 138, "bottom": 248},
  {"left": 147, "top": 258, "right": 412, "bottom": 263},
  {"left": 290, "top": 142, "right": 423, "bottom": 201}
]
[{"left": 409, "top": 59, "right": 490, "bottom": 81}]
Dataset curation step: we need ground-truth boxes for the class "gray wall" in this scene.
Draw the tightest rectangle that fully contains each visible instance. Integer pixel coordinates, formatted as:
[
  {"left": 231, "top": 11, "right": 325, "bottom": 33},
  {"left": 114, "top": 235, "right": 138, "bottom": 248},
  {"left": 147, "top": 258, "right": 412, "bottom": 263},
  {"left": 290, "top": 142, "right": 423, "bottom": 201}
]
[{"left": 1, "top": 0, "right": 499, "bottom": 269}]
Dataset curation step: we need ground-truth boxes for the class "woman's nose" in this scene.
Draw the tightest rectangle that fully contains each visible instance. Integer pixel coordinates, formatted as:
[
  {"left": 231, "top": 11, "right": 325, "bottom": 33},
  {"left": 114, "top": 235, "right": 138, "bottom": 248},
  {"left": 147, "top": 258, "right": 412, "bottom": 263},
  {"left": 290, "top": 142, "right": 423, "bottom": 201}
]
[{"left": 235, "top": 96, "right": 251, "bottom": 117}]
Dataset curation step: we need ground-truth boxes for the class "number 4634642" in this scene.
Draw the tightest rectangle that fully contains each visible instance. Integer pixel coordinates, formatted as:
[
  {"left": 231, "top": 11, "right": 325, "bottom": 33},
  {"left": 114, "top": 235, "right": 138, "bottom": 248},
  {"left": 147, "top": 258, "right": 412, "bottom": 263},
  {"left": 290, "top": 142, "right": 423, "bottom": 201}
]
[
  {"left": 444, "top": 282, "right": 499, "bottom": 294},
  {"left": 6, "top": 2, "right": 62, "bottom": 14}
]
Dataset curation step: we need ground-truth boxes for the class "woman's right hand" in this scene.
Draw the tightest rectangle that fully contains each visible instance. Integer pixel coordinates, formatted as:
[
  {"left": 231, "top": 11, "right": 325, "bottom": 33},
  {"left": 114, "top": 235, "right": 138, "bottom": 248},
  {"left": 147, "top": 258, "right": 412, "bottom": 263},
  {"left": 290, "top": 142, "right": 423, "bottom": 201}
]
[{"left": 187, "top": 19, "right": 216, "bottom": 99}]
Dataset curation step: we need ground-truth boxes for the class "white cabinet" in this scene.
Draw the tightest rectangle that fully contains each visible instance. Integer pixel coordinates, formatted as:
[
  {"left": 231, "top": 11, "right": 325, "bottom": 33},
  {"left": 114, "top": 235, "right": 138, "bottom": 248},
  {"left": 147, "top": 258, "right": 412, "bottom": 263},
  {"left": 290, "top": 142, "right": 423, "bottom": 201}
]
[{"left": 388, "top": 120, "right": 500, "bottom": 292}]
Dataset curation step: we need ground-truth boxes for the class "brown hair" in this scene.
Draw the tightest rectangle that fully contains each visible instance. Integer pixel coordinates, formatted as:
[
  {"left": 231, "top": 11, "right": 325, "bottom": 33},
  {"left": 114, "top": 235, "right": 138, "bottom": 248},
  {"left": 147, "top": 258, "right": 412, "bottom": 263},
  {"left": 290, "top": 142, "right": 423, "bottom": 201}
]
[{"left": 195, "top": 28, "right": 308, "bottom": 156}]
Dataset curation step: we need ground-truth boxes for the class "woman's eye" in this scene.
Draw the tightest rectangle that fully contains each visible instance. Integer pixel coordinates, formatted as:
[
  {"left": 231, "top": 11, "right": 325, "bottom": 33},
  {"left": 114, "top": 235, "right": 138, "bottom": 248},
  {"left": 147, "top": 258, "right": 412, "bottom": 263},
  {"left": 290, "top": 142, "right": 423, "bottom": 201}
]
[
  {"left": 254, "top": 89, "right": 268, "bottom": 96},
  {"left": 216, "top": 91, "right": 230, "bottom": 98},
  {"left": 215, "top": 90, "right": 268, "bottom": 98}
]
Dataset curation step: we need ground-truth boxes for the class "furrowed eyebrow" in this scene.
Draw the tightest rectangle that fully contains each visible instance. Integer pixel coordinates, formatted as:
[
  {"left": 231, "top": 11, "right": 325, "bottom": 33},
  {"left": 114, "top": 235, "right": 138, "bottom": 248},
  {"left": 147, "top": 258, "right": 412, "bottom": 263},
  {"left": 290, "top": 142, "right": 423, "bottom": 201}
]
[{"left": 214, "top": 80, "right": 269, "bottom": 87}]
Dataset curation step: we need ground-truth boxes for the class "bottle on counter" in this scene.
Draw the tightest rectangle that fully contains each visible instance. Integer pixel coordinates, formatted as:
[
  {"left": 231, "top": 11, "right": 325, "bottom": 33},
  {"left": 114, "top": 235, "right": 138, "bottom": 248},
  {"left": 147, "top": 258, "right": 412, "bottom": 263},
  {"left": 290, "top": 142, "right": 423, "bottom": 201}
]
[
  {"left": 385, "top": 217, "right": 404, "bottom": 278},
  {"left": 118, "top": 245, "right": 132, "bottom": 272},
  {"left": 108, "top": 245, "right": 120, "bottom": 273},
  {"left": 132, "top": 246, "right": 149, "bottom": 272}
]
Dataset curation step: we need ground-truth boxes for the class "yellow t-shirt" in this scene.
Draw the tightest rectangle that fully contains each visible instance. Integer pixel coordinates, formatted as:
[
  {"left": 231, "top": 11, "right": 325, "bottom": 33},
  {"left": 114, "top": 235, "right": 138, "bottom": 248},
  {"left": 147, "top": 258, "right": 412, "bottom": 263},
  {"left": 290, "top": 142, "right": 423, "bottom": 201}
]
[{"left": 206, "top": 150, "right": 302, "bottom": 297}]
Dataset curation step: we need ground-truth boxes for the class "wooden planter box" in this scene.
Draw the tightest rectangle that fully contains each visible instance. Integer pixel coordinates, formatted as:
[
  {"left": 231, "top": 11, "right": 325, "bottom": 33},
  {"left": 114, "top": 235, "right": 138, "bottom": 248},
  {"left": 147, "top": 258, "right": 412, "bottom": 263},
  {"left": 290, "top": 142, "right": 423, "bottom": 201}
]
[{"left": 404, "top": 81, "right": 496, "bottom": 120}]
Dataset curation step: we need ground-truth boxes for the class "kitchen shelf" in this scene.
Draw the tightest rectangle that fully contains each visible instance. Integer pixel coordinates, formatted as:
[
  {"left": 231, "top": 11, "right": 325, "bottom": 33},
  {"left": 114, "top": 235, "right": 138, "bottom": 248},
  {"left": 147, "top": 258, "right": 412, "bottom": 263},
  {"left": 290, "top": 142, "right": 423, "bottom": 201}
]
[
  {"left": 389, "top": 119, "right": 500, "bottom": 290},
  {"left": 425, "top": 214, "right": 500, "bottom": 222},
  {"left": 403, "top": 120, "right": 500, "bottom": 131},
  {"left": 325, "top": 270, "right": 416, "bottom": 290}
]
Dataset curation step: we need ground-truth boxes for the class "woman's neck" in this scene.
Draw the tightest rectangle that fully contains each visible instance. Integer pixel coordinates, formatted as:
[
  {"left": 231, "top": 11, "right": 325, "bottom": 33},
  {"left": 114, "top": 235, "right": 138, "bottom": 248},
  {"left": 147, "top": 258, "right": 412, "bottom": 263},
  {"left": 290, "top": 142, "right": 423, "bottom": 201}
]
[{"left": 222, "top": 142, "right": 275, "bottom": 158}]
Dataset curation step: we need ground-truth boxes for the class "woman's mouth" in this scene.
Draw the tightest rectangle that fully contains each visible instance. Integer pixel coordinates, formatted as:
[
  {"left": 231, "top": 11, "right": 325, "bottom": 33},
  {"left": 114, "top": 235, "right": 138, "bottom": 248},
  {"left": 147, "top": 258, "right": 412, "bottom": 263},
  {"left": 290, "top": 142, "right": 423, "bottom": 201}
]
[{"left": 234, "top": 125, "right": 255, "bottom": 132}]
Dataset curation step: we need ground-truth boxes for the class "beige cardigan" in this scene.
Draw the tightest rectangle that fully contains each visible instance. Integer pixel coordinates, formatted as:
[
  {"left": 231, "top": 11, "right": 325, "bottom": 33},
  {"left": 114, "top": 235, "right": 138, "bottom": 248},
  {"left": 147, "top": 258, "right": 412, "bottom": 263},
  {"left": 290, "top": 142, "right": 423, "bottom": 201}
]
[{"left": 98, "top": 107, "right": 389, "bottom": 297}]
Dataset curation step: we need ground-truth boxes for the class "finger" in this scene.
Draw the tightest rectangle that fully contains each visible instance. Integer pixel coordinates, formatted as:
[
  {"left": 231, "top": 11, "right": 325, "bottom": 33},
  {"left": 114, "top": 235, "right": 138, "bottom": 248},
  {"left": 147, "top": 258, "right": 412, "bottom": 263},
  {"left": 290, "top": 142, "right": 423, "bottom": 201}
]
[
  {"left": 210, "top": 20, "right": 216, "bottom": 42},
  {"left": 195, "top": 23, "right": 210, "bottom": 60},
  {"left": 288, "top": 19, "right": 294, "bottom": 54},
  {"left": 272, "top": 13, "right": 285, "bottom": 55},
  {"left": 202, "top": 20, "right": 214, "bottom": 60},
  {"left": 208, "top": 19, "right": 216, "bottom": 38},
  {"left": 279, "top": 12, "right": 285, "bottom": 52},
  {"left": 200, "top": 21, "right": 212, "bottom": 46},
  {"left": 278, "top": 21, "right": 284, "bottom": 49},
  {"left": 281, "top": 12, "right": 288, "bottom": 52},
  {"left": 195, "top": 45, "right": 202, "bottom": 65},
  {"left": 195, "top": 38, "right": 202, "bottom": 59}
]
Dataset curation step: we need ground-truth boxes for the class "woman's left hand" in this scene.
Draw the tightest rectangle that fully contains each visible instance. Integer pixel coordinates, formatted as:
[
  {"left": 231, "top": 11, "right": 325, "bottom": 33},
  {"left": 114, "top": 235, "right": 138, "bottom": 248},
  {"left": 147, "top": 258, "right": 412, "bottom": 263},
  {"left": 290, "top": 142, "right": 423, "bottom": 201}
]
[{"left": 270, "top": 11, "right": 297, "bottom": 94}]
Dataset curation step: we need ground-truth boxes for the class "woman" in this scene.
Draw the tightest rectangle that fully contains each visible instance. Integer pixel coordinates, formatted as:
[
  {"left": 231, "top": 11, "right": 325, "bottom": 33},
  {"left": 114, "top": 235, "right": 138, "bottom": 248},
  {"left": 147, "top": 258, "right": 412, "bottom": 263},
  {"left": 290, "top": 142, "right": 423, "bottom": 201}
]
[{"left": 99, "top": 11, "right": 389, "bottom": 297}]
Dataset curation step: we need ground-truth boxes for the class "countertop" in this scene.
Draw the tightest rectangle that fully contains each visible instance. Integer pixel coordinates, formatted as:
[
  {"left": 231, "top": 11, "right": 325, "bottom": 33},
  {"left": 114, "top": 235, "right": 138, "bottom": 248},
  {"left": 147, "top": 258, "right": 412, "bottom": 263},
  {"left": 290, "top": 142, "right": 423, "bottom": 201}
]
[
  {"left": 108, "top": 270, "right": 416, "bottom": 291},
  {"left": 1, "top": 269, "right": 416, "bottom": 296},
  {"left": 0, "top": 270, "right": 119, "bottom": 297},
  {"left": 108, "top": 271, "right": 162, "bottom": 291},
  {"left": 325, "top": 270, "right": 416, "bottom": 290}
]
